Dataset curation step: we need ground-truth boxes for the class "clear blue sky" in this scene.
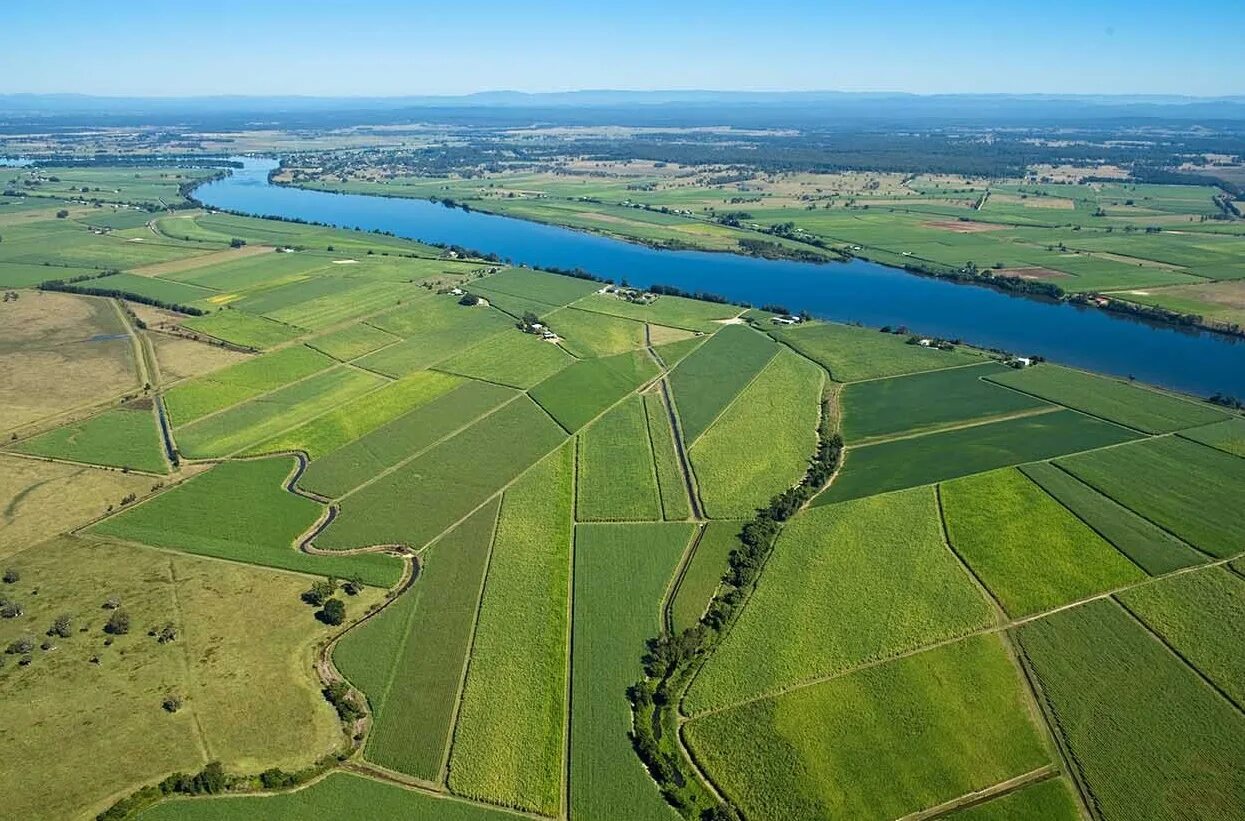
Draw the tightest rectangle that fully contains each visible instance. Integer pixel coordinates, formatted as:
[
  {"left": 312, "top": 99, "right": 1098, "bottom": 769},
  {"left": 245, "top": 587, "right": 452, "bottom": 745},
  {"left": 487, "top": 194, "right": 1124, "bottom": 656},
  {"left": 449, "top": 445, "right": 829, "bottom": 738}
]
[{"left": 0, "top": 0, "right": 1239, "bottom": 97}]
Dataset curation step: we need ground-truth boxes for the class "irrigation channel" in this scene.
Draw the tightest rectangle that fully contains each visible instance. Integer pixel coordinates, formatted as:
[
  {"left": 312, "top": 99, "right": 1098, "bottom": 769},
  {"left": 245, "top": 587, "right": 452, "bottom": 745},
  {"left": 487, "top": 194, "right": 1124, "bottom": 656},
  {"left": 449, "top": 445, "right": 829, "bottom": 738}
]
[{"left": 193, "top": 157, "right": 1245, "bottom": 398}]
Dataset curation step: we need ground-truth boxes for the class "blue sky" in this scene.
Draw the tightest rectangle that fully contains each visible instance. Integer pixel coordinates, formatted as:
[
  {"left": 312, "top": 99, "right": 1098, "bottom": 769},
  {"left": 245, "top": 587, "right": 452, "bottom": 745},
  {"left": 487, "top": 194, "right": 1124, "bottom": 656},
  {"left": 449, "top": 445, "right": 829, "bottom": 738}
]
[{"left": 0, "top": 0, "right": 1239, "bottom": 97}]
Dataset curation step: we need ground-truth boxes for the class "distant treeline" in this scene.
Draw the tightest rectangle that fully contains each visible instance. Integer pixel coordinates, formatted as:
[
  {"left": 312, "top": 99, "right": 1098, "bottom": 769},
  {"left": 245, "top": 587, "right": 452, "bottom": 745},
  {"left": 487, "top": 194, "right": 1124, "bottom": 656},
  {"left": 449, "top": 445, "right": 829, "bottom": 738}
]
[{"left": 39, "top": 278, "right": 206, "bottom": 315}]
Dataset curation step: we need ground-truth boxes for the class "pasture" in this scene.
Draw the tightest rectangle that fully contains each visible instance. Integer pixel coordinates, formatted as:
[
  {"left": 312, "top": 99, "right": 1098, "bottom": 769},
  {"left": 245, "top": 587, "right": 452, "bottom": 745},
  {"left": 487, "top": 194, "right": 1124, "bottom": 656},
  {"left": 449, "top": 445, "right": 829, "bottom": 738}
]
[
  {"left": 669, "top": 323, "right": 777, "bottom": 443},
  {"left": 12, "top": 405, "right": 167, "bottom": 473},
  {"left": 576, "top": 395, "right": 662, "bottom": 521}
]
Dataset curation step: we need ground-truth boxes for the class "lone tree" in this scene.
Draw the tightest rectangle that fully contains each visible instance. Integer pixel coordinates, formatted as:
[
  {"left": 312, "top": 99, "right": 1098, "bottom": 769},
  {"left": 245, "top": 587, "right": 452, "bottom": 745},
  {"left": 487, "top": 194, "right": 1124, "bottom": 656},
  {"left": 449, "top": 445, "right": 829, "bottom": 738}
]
[
  {"left": 2, "top": 567, "right": 18, "bottom": 584},
  {"left": 104, "top": 609, "right": 131, "bottom": 635},
  {"left": 317, "top": 598, "right": 346, "bottom": 626},
  {"left": 162, "top": 694, "right": 183, "bottom": 713},
  {"left": 49, "top": 614, "right": 72, "bottom": 638}
]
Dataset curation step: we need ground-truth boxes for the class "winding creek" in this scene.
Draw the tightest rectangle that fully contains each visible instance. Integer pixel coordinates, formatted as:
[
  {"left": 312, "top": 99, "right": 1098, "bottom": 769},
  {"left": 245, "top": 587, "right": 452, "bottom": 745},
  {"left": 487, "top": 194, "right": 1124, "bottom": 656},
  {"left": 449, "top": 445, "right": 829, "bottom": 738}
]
[{"left": 193, "top": 157, "right": 1245, "bottom": 397}]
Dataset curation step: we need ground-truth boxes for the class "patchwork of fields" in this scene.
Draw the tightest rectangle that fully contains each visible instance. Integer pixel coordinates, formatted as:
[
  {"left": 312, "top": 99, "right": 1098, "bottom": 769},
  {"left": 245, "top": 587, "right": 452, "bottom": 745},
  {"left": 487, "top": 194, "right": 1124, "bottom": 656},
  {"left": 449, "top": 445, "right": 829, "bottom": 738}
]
[{"left": 4, "top": 182, "right": 1243, "bottom": 821}]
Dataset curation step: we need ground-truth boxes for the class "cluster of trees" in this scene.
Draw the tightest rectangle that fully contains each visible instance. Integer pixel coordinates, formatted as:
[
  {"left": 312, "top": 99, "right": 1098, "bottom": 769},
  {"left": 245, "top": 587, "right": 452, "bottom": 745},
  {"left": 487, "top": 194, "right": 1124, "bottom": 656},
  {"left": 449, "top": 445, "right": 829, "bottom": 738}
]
[
  {"left": 39, "top": 279, "right": 206, "bottom": 316},
  {"left": 648, "top": 283, "right": 733, "bottom": 305},
  {"left": 737, "top": 237, "right": 829, "bottom": 262},
  {"left": 300, "top": 576, "right": 361, "bottom": 626}
]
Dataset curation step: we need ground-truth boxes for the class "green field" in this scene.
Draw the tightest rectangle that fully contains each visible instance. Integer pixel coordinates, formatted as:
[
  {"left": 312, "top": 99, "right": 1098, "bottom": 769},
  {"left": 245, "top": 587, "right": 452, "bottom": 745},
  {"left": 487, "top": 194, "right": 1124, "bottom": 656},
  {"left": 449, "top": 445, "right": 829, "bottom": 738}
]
[
  {"left": 985, "top": 364, "right": 1227, "bottom": 433},
  {"left": 299, "top": 380, "right": 514, "bottom": 497},
  {"left": 448, "top": 443, "right": 573, "bottom": 815},
  {"left": 570, "top": 291, "right": 739, "bottom": 332},
  {"left": 819, "top": 409, "right": 1138, "bottom": 504},
  {"left": 841, "top": 363, "right": 1050, "bottom": 441},
  {"left": 548, "top": 306, "right": 647, "bottom": 357},
  {"left": 941, "top": 468, "right": 1145, "bottom": 617},
  {"left": 642, "top": 390, "right": 692, "bottom": 520},
  {"left": 669, "top": 324, "right": 778, "bottom": 443},
  {"left": 1116, "top": 566, "right": 1245, "bottom": 708},
  {"left": 359, "top": 299, "right": 512, "bottom": 377},
  {"left": 162, "top": 345, "right": 335, "bottom": 426},
  {"left": 181, "top": 310, "right": 303, "bottom": 350},
  {"left": 306, "top": 322, "right": 399, "bottom": 360},
  {"left": 11, "top": 405, "right": 167, "bottom": 473},
  {"left": 689, "top": 348, "right": 823, "bottom": 518},
  {"left": 335, "top": 499, "right": 498, "bottom": 781},
  {"left": 1019, "top": 461, "right": 1205, "bottom": 574},
  {"left": 316, "top": 397, "right": 565, "bottom": 551},
  {"left": 476, "top": 268, "right": 601, "bottom": 306},
  {"left": 1056, "top": 435, "right": 1245, "bottom": 557},
  {"left": 946, "top": 778, "right": 1081, "bottom": 821},
  {"left": 685, "top": 488, "right": 994, "bottom": 714},
  {"left": 530, "top": 348, "right": 660, "bottom": 432},
  {"left": 1179, "top": 416, "right": 1245, "bottom": 457},
  {"left": 436, "top": 329, "right": 573, "bottom": 388},
  {"left": 576, "top": 395, "right": 662, "bottom": 521},
  {"left": 570, "top": 523, "right": 691, "bottom": 821},
  {"left": 1018, "top": 599, "right": 1245, "bottom": 820},
  {"left": 91, "top": 272, "right": 218, "bottom": 305},
  {"left": 685, "top": 634, "right": 1049, "bottom": 821},
  {"left": 670, "top": 522, "right": 742, "bottom": 632},
  {"left": 770, "top": 321, "right": 982, "bottom": 382},
  {"left": 89, "top": 457, "right": 402, "bottom": 586}
]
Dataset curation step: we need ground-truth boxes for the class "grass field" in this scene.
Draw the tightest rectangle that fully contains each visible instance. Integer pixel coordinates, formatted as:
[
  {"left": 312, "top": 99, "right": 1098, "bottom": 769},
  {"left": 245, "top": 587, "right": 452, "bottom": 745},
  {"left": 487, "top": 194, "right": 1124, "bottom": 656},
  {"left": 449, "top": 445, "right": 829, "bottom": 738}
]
[
  {"left": 576, "top": 395, "right": 662, "bottom": 521},
  {"left": 244, "top": 370, "right": 463, "bottom": 460},
  {"left": 12, "top": 405, "right": 167, "bottom": 473},
  {"left": 570, "top": 291, "right": 739, "bottom": 332},
  {"left": 841, "top": 363, "right": 1049, "bottom": 441},
  {"left": 817, "top": 409, "right": 1139, "bottom": 504},
  {"left": 670, "top": 522, "right": 742, "bottom": 632},
  {"left": 770, "top": 321, "right": 982, "bottom": 382},
  {"left": 1019, "top": 461, "right": 1205, "bottom": 574},
  {"left": 307, "top": 322, "right": 400, "bottom": 361},
  {"left": 1056, "top": 436, "right": 1245, "bottom": 558},
  {"left": 570, "top": 523, "right": 691, "bottom": 821},
  {"left": 89, "top": 457, "right": 402, "bottom": 586},
  {"left": 946, "top": 778, "right": 1080, "bottom": 820},
  {"left": 162, "top": 345, "right": 335, "bottom": 426},
  {"left": 685, "top": 488, "right": 994, "bottom": 715},
  {"left": 669, "top": 324, "right": 777, "bottom": 444},
  {"left": 436, "top": 329, "right": 573, "bottom": 388},
  {"left": 642, "top": 390, "right": 692, "bottom": 520},
  {"left": 1116, "top": 566, "right": 1245, "bottom": 708},
  {"left": 181, "top": 310, "right": 303, "bottom": 350},
  {"left": 315, "top": 397, "right": 565, "bottom": 551},
  {"left": 449, "top": 443, "right": 573, "bottom": 815},
  {"left": 940, "top": 468, "right": 1145, "bottom": 617},
  {"left": 138, "top": 772, "right": 522, "bottom": 820},
  {"left": 0, "top": 536, "right": 379, "bottom": 821},
  {"left": 334, "top": 499, "right": 499, "bottom": 781},
  {"left": 985, "top": 364, "right": 1227, "bottom": 433},
  {"left": 1018, "top": 598, "right": 1245, "bottom": 820},
  {"left": 1179, "top": 416, "right": 1245, "bottom": 457},
  {"left": 299, "top": 380, "right": 514, "bottom": 497},
  {"left": 530, "top": 349, "right": 660, "bottom": 432},
  {"left": 151, "top": 334, "right": 251, "bottom": 383},
  {"left": 548, "top": 306, "right": 647, "bottom": 357},
  {"left": 174, "top": 366, "right": 387, "bottom": 458},
  {"left": 689, "top": 348, "right": 823, "bottom": 518},
  {"left": 685, "top": 634, "right": 1049, "bottom": 821}
]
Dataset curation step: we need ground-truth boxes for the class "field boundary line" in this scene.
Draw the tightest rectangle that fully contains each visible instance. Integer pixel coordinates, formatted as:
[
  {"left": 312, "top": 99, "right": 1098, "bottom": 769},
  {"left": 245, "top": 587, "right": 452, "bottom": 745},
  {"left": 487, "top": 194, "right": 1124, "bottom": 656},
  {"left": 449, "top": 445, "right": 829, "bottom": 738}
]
[
  {"left": 979, "top": 374, "right": 1180, "bottom": 436},
  {"left": 637, "top": 387, "right": 671, "bottom": 521},
  {"left": 658, "top": 377, "right": 705, "bottom": 520},
  {"left": 934, "top": 484, "right": 1009, "bottom": 622},
  {"left": 561, "top": 449, "right": 578, "bottom": 820},
  {"left": 900, "top": 764, "right": 1057, "bottom": 821},
  {"left": 1113, "top": 594, "right": 1245, "bottom": 716},
  {"left": 850, "top": 405, "right": 1060, "bottom": 448},
  {"left": 836, "top": 357, "right": 996, "bottom": 386},
  {"left": 0, "top": 448, "right": 169, "bottom": 478},
  {"left": 663, "top": 524, "right": 707, "bottom": 635},
  {"left": 679, "top": 331, "right": 780, "bottom": 449}
]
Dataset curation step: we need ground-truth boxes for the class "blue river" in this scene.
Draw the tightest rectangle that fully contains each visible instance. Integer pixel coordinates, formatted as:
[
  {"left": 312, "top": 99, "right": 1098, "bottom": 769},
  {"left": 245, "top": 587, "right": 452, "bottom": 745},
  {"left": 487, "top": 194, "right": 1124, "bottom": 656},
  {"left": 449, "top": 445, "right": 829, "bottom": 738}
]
[{"left": 194, "top": 158, "right": 1245, "bottom": 397}]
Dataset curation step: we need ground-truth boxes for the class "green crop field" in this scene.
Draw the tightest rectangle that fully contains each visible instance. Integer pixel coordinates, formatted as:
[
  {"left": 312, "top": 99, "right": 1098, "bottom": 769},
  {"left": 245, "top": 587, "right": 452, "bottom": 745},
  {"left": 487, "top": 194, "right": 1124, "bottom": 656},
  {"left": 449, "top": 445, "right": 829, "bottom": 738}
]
[
  {"left": 467, "top": 284, "right": 562, "bottom": 321},
  {"left": 642, "top": 390, "right": 692, "bottom": 520},
  {"left": 90, "top": 272, "right": 218, "bottom": 305},
  {"left": 819, "top": 409, "right": 1139, "bottom": 504},
  {"left": 570, "top": 291, "right": 740, "bottom": 332},
  {"left": 11, "top": 405, "right": 167, "bottom": 473},
  {"left": 162, "top": 345, "right": 335, "bottom": 426},
  {"left": 946, "top": 778, "right": 1081, "bottom": 820},
  {"left": 530, "top": 349, "right": 660, "bottom": 432},
  {"left": 335, "top": 499, "right": 498, "bottom": 781},
  {"left": 651, "top": 334, "right": 705, "bottom": 368},
  {"left": 476, "top": 268, "right": 602, "bottom": 306},
  {"left": 1019, "top": 461, "right": 1205, "bottom": 574},
  {"left": 316, "top": 397, "right": 565, "bottom": 550},
  {"left": 299, "top": 380, "right": 514, "bottom": 497},
  {"left": 1180, "top": 416, "right": 1245, "bottom": 457},
  {"left": 174, "top": 366, "right": 387, "bottom": 458},
  {"left": 1116, "top": 567, "right": 1245, "bottom": 708},
  {"left": 985, "top": 364, "right": 1228, "bottom": 433},
  {"left": 1057, "top": 435, "right": 1245, "bottom": 557},
  {"left": 841, "top": 362, "right": 1050, "bottom": 441},
  {"left": 1018, "top": 599, "right": 1245, "bottom": 820},
  {"left": 670, "top": 522, "right": 743, "bottom": 632},
  {"left": 244, "top": 370, "right": 463, "bottom": 459},
  {"left": 449, "top": 443, "right": 573, "bottom": 815},
  {"left": 548, "top": 306, "right": 647, "bottom": 357},
  {"left": 265, "top": 279, "right": 414, "bottom": 330},
  {"left": 770, "top": 321, "right": 982, "bottom": 382},
  {"left": 577, "top": 395, "right": 662, "bottom": 521},
  {"left": 941, "top": 468, "right": 1145, "bottom": 617},
  {"left": 689, "top": 348, "right": 823, "bottom": 518},
  {"left": 669, "top": 324, "right": 778, "bottom": 444},
  {"left": 306, "top": 322, "right": 399, "bottom": 360},
  {"left": 181, "top": 310, "right": 303, "bottom": 350},
  {"left": 89, "top": 457, "right": 401, "bottom": 586},
  {"left": 138, "top": 772, "right": 522, "bottom": 820},
  {"left": 686, "top": 488, "right": 994, "bottom": 715},
  {"left": 570, "top": 523, "right": 691, "bottom": 821},
  {"left": 685, "top": 634, "right": 1050, "bottom": 821},
  {"left": 436, "top": 329, "right": 573, "bottom": 388},
  {"left": 359, "top": 299, "right": 513, "bottom": 377}
]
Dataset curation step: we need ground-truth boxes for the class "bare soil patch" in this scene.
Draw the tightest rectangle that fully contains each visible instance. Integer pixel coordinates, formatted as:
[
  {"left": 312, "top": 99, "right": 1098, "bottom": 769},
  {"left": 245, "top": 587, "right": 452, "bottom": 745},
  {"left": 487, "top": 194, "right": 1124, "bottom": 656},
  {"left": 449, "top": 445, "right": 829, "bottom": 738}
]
[{"left": 923, "top": 220, "right": 1007, "bottom": 233}]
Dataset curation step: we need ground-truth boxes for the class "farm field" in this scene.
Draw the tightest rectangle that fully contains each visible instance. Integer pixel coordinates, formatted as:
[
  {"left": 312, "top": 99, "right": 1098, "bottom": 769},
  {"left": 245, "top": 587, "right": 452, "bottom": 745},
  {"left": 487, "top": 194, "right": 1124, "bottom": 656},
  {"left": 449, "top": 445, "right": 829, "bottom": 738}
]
[
  {"left": 11, "top": 405, "right": 167, "bottom": 473},
  {"left": 530, "top": 348, "right": 660, "bottom": 432},
  {"left": 1180, "top": 415, "right": 1245, "bottom": 457},
  {"left": 770, "top": 321, "right": 982, "bottom": 382},
  {"left": 150, "top": 333, "right": 251, "bottom": 383},
  {"left": 334, "top": 499, "right": 499, "bottom": 782},
  {"left": 357, "top": 300, "right": 512, "bottom": 377},
  {"left": 945, "top": 778, "right": 1080, "bottom": 820},
  {"left": 570, "top": 291, "right": 740, "bottom": 332},
  {"left": 668, "top": 323, "right": 778, "bottom": 443},
  {"left": 685, "top": 488, "right": 994, "bottom": 715},
  {"left": 940, "top": 468, "right": 1145, "bottom": 617},
  {"left": 576, "top": 395, "right": 662, "bottom": 521},
  {"left": 436, "top": 329, "right": 573, "bottom": 388},
  {"left": 570, "top": 523, "right": 691, "bottom": 821},
  {"left": 548, "top": 305, "right": 647, "bottom": 357},
  {"left": 642, "top": 390, "right": 692, "bottom": 520},
  {"left": 162, "top": 345, "right": 335, "bottom": 426},
  {"left": 306, "top": 321, "right": 400, "bottom": 360},
  {"left": 474, "top": 267, "right": 601, "bottom": 306},
  {"left": 669, "top": 521, "right": 743, "bottom": 632},
  {"left": 818, "top": 408, "right": 1139, "bottom": 504},
  {"left": 685, "top": 634, "right": 1050, "bottom": 821},
  {"left": 1017, "top": 599, "right": 1245, "bottom": 820},
  {"left": 181, "top": 309, "right": 303, "bottom": 350},
  {"left": 448, "top": 443, "right": 573, "bottom": 815}
]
